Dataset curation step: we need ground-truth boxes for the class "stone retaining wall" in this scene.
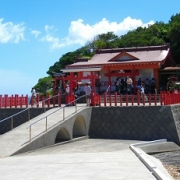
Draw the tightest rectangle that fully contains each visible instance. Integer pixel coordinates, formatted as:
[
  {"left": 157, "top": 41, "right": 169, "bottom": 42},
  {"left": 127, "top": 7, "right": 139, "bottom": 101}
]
[
  {"left": 89, "top": 105, "right": 180, "bottom": 145},
  {"left": 0, "top": 108, "right": 51, "bottom": 134}
]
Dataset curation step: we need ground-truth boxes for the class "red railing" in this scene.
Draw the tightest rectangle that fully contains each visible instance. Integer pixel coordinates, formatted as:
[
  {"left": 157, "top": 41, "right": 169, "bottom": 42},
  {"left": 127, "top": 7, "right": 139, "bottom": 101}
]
[
  {"left": 0, "top": 94, "right": 28, "bottom": 108},
  {"left": 0, "top": 91, "right": 180, "bottom": 108},
  {"left": 0, "top": 92, "right": 62, "bottom": 108},
  {"left": 91, "top": 91, "right": 180, "bottom": 107}
]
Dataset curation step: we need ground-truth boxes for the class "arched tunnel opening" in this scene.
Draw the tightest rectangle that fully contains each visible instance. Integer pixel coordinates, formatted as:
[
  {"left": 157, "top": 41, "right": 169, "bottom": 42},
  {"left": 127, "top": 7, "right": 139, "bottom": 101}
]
[
  {"left": 55, "top": 127, "right": 70, "bottom": 144},
  {"left": 73, "top": 115, "right": 86, "bottom": 138}
]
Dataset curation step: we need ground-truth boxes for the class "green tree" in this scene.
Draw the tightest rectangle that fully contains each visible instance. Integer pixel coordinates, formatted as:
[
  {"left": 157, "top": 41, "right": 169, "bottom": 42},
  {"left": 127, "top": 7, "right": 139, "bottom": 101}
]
[
  {"left": 92, "top": 32, "right": 119, "bottom": 49},
  {"left": 47, "top": 47, "right": 93, "bottom": 76},
  {"left": 34, "top": 76, "right": 53, "bottom": 96},
  {"left": 168, "top": 13, "right": 180, "bottom": 64}
]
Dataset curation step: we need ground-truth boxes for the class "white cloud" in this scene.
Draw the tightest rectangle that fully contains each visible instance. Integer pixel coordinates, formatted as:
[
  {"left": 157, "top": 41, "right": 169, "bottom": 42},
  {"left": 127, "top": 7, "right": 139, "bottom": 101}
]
[
  {"left": 31, "top": 30, "right": 41, "bottom": 38},
  {"left": 0, "top": 18, "right": 25, "bottom": 43},
  {"left": 40, "top": 16, "right": 154, "bottom": 50},
  {"left": 66, "top": 17, "right": 154, "bottom": 45},
  {"left": 40, "top": 34, "right": 65, "bottom": 50},
  {"left": 44, "top": 25, "right": 54, "bottom": 33}
]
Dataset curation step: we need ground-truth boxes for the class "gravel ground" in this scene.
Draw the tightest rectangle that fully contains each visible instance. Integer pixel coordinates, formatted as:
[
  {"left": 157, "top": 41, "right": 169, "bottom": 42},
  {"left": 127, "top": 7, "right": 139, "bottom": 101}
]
[{"left": 153, "top": 150, "right": 180, "bottom": 180}]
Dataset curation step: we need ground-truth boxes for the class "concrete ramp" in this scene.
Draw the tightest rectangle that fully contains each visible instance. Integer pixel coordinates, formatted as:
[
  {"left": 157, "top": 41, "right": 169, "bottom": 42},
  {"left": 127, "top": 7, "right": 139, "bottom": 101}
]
[{"left": 0, "top": 105, "right": 91, "bottom": 157}]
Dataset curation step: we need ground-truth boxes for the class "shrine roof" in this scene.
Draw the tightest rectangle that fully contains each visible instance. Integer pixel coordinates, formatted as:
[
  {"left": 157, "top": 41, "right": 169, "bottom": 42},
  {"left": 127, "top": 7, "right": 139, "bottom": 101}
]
[{"left": 66, "top": 45, "right": 170, "bottom": 68}]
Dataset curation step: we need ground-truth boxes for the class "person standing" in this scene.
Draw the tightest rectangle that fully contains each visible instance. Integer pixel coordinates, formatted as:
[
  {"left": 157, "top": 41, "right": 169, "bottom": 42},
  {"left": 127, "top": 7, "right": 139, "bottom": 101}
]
[
  {"left": 65, "top": 84, "right": 70, "bottom": 95},
  {"left": 115, "top": 77, "right": 120, "bottom": 94},
  {"left": 150, "top": 78, "right": 156, "bottom": 94},
  {"left": 137, "top": 78, "right": 142, "bottom": 90},
  {"left": 140, "top": 82, "right": 148, "bottom": 101},
  {"left": 65, "top": 84, "right": 71, "bottom": 106},
  {"left": 84, "top": 83, "right": 91, "bottom": 106},
  {"left": 126, "top": 76, "right": 133, "bottom": 95},
  {"left": 145, "top": 78, "right": 150, "bottom": 94},
  {"left": 31, "top": 87, "right": 37, "bottom": 106}
]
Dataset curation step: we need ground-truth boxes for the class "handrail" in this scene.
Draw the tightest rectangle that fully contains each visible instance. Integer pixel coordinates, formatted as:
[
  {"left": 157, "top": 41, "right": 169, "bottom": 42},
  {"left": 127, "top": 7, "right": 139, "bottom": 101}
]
[
  {"left": 0, "top": 94, "right": 60, "bottom": 124},
  {"left": 27, "top": 94, "right": 86, "bottom": 129},
  {"left": 27, "top": 94, "right": 86, "bottom": 141}
]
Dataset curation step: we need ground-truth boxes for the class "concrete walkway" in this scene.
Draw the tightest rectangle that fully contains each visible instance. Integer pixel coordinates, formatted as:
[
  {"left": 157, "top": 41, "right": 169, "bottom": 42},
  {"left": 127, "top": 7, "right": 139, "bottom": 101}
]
[
  {"left": 0, "top": 104, "right": 173, "bottom": 180},
  {"left": 0, "top": 139, "right": 160, "bottom": 180}
]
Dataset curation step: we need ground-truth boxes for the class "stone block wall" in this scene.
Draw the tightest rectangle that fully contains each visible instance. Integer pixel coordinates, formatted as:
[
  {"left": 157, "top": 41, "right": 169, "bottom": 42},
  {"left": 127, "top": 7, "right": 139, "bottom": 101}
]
[
  {"left": 0, "top": 108, "right": 51, "bottom": 134},
  {"left": 89, "top": 106, "right": 180, "bottom": 145}
]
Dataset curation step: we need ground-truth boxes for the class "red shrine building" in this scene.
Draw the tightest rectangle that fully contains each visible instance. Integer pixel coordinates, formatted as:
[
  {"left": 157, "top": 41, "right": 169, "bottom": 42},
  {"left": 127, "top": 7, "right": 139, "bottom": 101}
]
[{"left": 53, "top": 45, "right": 176, "bottom": 94}]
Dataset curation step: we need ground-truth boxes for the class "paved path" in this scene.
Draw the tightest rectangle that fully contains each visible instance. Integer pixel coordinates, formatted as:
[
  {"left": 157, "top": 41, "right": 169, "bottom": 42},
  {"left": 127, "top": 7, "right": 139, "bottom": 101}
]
[
  {"left": 0, "top": 139, "right": 158, "bottom": 180},
  {"left": 0, "top": 104, "right": 173, "bottom": 180}
]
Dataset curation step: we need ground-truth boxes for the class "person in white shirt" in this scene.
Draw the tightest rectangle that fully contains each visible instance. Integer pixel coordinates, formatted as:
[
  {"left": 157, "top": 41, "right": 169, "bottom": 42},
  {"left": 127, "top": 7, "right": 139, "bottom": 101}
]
[
  {"left": 126, "top": 76, "right": 133, "bottom": 95},
  {"left": 140, "top": 82, "right": 148, "bottom": 101},
  {"left": 65, "top": 84, "right": 70, "bottom": 95},
  {"left": 84, "top": 83, "right": 91, "bottom": 106},
  {"left": 31, "top": 87, "right": 37, "bottom": 106}
]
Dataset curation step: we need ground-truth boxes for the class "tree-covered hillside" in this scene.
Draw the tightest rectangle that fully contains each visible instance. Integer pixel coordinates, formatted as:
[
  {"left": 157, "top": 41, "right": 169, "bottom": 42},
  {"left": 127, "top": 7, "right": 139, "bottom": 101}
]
[{"left": 34, "top": 13, "right": 180, "bottom": 94}]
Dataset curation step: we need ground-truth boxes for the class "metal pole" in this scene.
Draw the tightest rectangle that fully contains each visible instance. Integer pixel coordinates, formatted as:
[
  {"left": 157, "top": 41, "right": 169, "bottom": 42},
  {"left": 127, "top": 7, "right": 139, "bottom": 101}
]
[
  {"left": 75, "top": 100, "right": 77, "bottom": 113},
  {"left": 11, "top": 117, "right": 13, "bottom": 130},
  {"left": 63, "top": 107, "right": 65, "bottom": 120},
  {"left": 46, "top": 116, "right": 47, "bottom": 131},
  {"left": 29, "top": 125, "right": 31, "bottom": 141}
]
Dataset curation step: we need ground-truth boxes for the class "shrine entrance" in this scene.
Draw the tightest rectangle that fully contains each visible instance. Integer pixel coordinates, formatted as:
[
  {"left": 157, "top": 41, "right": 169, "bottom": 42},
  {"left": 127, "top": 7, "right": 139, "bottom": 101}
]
[{"left": 52, "top": 67, "right": 101, "bottom": 105}]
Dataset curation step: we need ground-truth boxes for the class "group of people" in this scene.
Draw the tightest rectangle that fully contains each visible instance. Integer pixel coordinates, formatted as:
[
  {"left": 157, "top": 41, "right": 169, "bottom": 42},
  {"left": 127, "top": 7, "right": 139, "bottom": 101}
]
[
  {"left": 65, "top": 82, "right": 91, "bottom": 106},
  {"left": 31, "top": 76, "right": 157, "bottom": 106},
  {"left": 137, "top": 77, "right": 156, "bottom": 94},
  {"left": 115, "top": 76, "right": 133, "bottom": 95},
  {"left": 115, "top": 76, "right": 156, "bottom": 95}
]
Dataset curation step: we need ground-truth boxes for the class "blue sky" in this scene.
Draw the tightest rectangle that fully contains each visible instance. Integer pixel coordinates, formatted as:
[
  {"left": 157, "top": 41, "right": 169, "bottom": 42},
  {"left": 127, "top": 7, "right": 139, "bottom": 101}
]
[{"left": 0, "top": 0, "right": 180, "bottom": 96}]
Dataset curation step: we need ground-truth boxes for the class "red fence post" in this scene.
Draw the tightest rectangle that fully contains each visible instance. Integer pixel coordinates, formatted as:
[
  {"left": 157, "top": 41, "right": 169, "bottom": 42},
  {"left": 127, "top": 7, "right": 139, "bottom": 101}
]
[
  {"left": 104, "top": 92, "right": 106, "bottom": 106},
  {"left": 91, "top": 92, "right": 95, "bottom": 106},
  {"left": 99, "top": 94, "right": 101, "bottom": 106},
  {"left": 36, "top": 94, "right": 40, "bottom": 107},
  {"left": 114, "top": 92, "right": 117, "bottom": 106},
  {"left": 142, "top": 94, "right": 145, "bottom": 106},
  {"left": 160, "top": 91, "right": 163, "bottom": 105},
  {"left": 149, "top": 94, "right": 151, "bottom": 106},
  {"left": 2, "top": 96, "right": 5, "bottom": 107},
  {"left": 7, "top": 95, "right": 10, "bottom": 107},
  {"left": 164, "top": 93, "right": 167, "bottom": 105},
  {"left": 167, "top": 93, "right": 170, "bottom": 105},
  {"left": 11, "top": 95, "right": 14, "bottom": 107},
  {"left": 154, "top": 94, "right": 157, "bottom": 106},
  {"left": 109, "top": 93, "right": 111, "bottom": 106},
  {"left": 42, "top": 96, "right": 45, "bottom": 108},
  {"left": 126, "top": 94, "right": 128, "bottom": 106},
  {"left": 137, "top": 91, "right": 140, "bottom": 106},
  {"left": 5, "top": 94, "right": 8, "bottom": 108},
  {"left": 10, "top": 95, "right": 12, "bottom": 108},
  {"left": 20, "top": 95, "right": 23, "bottom": 108},
  {"left": 131, "top": 94, "right": 134, "bottom": 106},
  {"left": 120, "top": 94, "right": 122, "bottom": 106},
  {"left": 14, "top": 94, "right": 18, "bottom": 108}
]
